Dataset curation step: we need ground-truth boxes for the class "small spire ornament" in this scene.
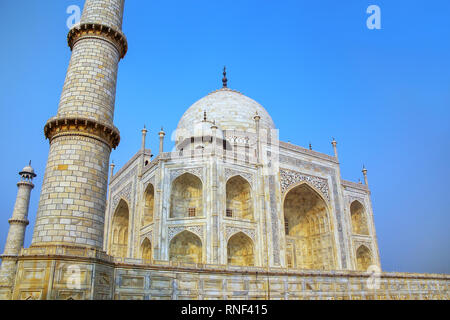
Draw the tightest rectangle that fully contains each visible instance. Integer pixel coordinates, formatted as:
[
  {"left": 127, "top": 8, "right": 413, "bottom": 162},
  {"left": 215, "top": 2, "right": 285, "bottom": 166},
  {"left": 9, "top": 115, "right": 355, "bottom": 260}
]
[{"left": 222, "top": 66, "right": 228, "bottom": 88}]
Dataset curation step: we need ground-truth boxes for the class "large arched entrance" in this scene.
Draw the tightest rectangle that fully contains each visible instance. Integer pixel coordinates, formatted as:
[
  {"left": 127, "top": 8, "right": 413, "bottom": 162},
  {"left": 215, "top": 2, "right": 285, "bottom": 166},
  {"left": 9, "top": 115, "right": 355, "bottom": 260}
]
[
  {"left": 283, "top": 183, "right": 336, "bottom": 270},
  {"left": 169, "top": 231, "right": 202, "bottom": 264},
  {"left": 110, "top": 199, "right": 129, "bottom": 258},
  {"left": 170, "top": 173, "right": 203, "bottom": 218},
  {"left": 226, "top": 176, "right": 253, "bottom": 220},
  {"left": 227, "top": 232, "right": 255, "bottom": 266}
]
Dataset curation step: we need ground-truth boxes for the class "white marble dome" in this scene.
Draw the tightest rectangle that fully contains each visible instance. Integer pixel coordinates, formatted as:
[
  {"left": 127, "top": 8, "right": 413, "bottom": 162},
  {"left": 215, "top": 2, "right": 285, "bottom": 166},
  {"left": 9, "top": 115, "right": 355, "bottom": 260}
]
[{"left": 176, "top": 88, "right": 275, "bottom": 137}]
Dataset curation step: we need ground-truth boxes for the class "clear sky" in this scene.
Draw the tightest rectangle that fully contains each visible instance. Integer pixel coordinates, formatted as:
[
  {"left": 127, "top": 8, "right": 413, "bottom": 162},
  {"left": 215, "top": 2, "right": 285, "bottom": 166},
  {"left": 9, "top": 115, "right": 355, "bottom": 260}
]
[{"left": 0, "top": 0, "right": 448, "bottom": 274}]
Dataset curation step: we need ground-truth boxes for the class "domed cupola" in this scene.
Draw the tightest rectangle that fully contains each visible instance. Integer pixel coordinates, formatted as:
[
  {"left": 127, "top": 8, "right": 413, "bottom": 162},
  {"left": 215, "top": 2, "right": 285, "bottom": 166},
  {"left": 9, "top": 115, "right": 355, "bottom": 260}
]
[{"left": 175, "top": 68, "right": 275, "bottom": 147}]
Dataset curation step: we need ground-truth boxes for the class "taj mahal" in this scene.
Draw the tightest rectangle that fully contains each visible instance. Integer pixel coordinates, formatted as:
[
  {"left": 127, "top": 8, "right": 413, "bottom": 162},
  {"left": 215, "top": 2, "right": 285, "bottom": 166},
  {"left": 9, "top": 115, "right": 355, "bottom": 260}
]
[{"left": 0, "top": 0, "right": 448, "bottom": 300}]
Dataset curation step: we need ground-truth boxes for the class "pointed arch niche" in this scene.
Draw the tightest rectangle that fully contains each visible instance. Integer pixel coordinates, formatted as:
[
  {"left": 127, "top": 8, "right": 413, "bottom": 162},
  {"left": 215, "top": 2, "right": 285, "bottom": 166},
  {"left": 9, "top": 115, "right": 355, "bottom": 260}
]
[
  {"left": 110, "top": 199, "right": 129, "bottom": 258},
  {"left": 227, "top": 232, "right": 255, "bottom": 266},
  {"left": 226, "top": 176, "right": 253, "bottom": 220},
  {"left": 141, "top": 238, "right": 152, "bottom": 261},
  {"left": 350, "top": 201, "right": 369, "bottom": 235},
  {"left": 170, "top": 173, "right": 203, "bottom": 218},
  {"left": 356, "top": 245, "right": 373, "bottom": 271},
  {"left": 169, "top": 230, "right": 202, "bottom": 264},
  {"left": 142, "top": 183, "right": 155, "bottom": 226},
  {"left": 283, "top": 183, "right": 336, "bottom": 270}
]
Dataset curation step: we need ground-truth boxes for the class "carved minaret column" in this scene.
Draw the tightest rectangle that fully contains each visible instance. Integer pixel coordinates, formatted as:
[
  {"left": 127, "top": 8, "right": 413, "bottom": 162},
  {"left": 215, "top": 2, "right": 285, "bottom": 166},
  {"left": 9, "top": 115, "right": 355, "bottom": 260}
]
[
  {"left": 332, "top": 137, "right": 338, "bottom": 160},
  {"left": 141, "top": 125, "right": 148, "bottom": 151},
  {"left": 110, "top": 161, "right": 115, "bottom": 180},
  {"left": 362, "top": 165, "right": 369, "bottom": 186},
  {"left": 31, "top": 0, "right": 127, "bottom": 250},
  {"left": 158, "top": 127, "right": 165, "bottom": 154},
  {"left": 0, "top": 163, "right": 36, "bottom": 296}
]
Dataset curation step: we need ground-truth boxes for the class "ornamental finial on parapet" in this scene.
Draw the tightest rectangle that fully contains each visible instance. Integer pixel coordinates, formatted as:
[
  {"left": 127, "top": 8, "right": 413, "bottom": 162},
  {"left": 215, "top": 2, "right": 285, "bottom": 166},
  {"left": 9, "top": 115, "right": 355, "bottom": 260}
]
[
  {"left": 110, "top": 160, "right": 115, "bottom": 178},
  {"left": 222, "top": 66, "right": 228, "bottom": 88},
  {"left": 159, "top": 127, "right": 166, "bottom": 154},
  {"left": 362, "top": 165, "right": 369, "bottom": 186},
  {"left": 331, "top": 137, "right": 339, "bottom": 160}
]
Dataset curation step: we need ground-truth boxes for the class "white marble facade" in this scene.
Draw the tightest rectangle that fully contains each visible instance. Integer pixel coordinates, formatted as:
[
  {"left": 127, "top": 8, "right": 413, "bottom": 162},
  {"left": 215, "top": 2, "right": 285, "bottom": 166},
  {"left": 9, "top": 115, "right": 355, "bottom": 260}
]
[{"left": 104, "top": 87, "right": 380, "bottom": 272}]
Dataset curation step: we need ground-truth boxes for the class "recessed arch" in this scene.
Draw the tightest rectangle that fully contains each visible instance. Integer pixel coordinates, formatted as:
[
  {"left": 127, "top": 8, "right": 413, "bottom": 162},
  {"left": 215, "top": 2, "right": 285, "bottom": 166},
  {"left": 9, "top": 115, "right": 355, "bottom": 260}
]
[
  {"left": 283, "top": 183, "right": 336, "bottom": 270},
  {"left": 356, "top": 245, "right": 373, "bottom": 271},
  {"left": 110, "top": 199, "right": 129, "bottom": 258},
  {"left": 170, "top": 173, "right": 203, "bottom": 218},
  {"left": 169, "top": 230, "right": 202, "bottom": 264},
  {"left": 350, "top": 200, "right": 369, "bottom": 235},
  {"left": 140, "top": 237, "right": 152, "bottom": 261},
  {"left": 227, "top": 232, "right": 254, "bottom": 266},
  {"left": 226, "top": 175, "right": 253, "bottom": 220},
  {"left": 142, "top": 183, "right": 155, "bottom": 226},
  {"left": 282, "top": 180, "right": 329, "bottom": 206}
]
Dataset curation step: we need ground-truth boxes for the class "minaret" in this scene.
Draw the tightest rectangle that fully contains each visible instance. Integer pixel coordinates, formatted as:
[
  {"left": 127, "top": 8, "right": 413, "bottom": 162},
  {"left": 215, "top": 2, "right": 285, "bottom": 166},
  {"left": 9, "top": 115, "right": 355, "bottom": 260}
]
[
  {"left": 362, "top": 165, "right": 369, "bottom": 186},
  {"left": 0, "top": 163, "right": 36, "bottom": 293},
  {"left": 109, "top": 161, "right": 115, "bottom": 181},
  {"left": 31, "top": 0, "right": 127, "bottom": 250},
  {"left": 141, "top": 125, "right": 148, "bottom": 151},
  {"left": 331, "top": 137, "right": 338, "bottom": 160},
  {"left": 158, "top": 127, "right": 165, "bottom": 154}
]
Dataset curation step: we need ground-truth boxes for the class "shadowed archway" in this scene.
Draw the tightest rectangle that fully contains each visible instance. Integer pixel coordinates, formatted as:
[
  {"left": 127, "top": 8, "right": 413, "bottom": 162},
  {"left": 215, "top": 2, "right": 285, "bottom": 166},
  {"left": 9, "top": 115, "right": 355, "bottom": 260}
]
[
  {"left": 169, "top": 230, "right": 202, "bottom": 264},
  {"left": 141, "top": 238, "right": 152, "bottom": 261},
  {"left": 350, "top": 201, "right": 369, "bottom": 235},
  {"left": 142, "top": 183, "right": 155, "bottom": 226},
  {"left": 226, "top": 176, "right": 253, "bottom": 220},
  {"left": 356, "top": 245, "right": 372, "bottom": 271},
  {"left": 110, "top": 199, "right": 129, "bottom": 258},
  {"left": 170, "top": 173, "right": 203, "bottom": 218},
  {"left": 283, "top": 183, "right": 336, "bottom": 270}
]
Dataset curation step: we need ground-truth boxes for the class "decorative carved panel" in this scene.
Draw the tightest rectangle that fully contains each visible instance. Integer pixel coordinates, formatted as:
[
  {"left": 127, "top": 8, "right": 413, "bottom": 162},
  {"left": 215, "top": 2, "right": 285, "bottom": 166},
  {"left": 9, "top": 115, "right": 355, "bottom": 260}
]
[
  {"left": 224, "top": 168, "right": 253, "bottom": 186},
  {"left": 112, "top": 182, "right": 132, "bottom": 211},
  {"left": 225, "top": 226, "right": 256, "bottom": 242},
  {"left": 280, "top": 168, "right": 330, "bottom": 202},
  {"left": 167, "top": 225, "right": 204, "bottom": 243},
  {"left": 170, "top": 167, "right": 204, "bottom": 183}
]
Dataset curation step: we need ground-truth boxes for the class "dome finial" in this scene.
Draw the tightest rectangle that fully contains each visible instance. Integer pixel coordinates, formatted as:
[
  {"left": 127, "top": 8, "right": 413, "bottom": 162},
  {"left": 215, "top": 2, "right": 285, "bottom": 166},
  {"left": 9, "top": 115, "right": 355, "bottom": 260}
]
[{"left": 222, "top": 66, "right": 228, "bottom": 88}]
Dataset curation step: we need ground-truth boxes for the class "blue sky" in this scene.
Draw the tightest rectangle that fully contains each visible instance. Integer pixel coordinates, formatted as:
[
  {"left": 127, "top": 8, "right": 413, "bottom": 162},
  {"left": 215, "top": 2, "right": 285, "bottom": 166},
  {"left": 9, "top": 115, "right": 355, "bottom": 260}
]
[{"left": 0, "top": 0, "right": 449, "bottom": 274}]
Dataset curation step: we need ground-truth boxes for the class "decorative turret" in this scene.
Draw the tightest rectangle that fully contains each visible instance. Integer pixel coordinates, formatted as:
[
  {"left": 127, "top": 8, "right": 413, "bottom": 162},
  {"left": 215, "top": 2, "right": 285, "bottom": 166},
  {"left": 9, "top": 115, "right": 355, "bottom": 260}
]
[
  {"left": 331, "top": 137, "right": 338, "bottom": 160},
  {"left": 141, "top": 125, "right": 148, "bottom": 151},
  {"left": 0, "top": 162, "right": 36, "bottom": 296},
  {"left": 362, "top": 165, "right": 369, "bottom": 186},
  {"left": 159, "top": 127, "right": 165, "bottom": 154},
  {"left": 110, "top": 160, "right": 115, "bottom": 180}
]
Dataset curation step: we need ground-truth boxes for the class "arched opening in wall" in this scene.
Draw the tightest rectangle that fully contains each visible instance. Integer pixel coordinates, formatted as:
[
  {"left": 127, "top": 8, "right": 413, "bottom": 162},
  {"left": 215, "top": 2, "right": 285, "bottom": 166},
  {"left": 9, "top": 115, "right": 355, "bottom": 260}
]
[
  {"left": 169, "top": 231, "right": 202, "bottom": 264},
  {"left": 350, "top": 201, "right": 369, "bottom": 235},
  {"left": 227, "top": 232, "right": 254, "bottom": 266},
  {"left": 141, "top": 238, "right": 152, "bottom": 262},
  {"left": 356, "top": 245, "right": 372, "bottom": 271},
  {"left": 142, "top": 183, "right": 155, "bottom": 226},
  {"left": 110, "top": 199, "right": 129, "bottom": 258},
  {"left": 170, "top": 173, "right": 203, "bottom": 218},
  {"left": 226, "top": 176, "right": 253, "bottom": 220},
  {"left": 283, "top": 183, "right": 336, "bottom": 270}
]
